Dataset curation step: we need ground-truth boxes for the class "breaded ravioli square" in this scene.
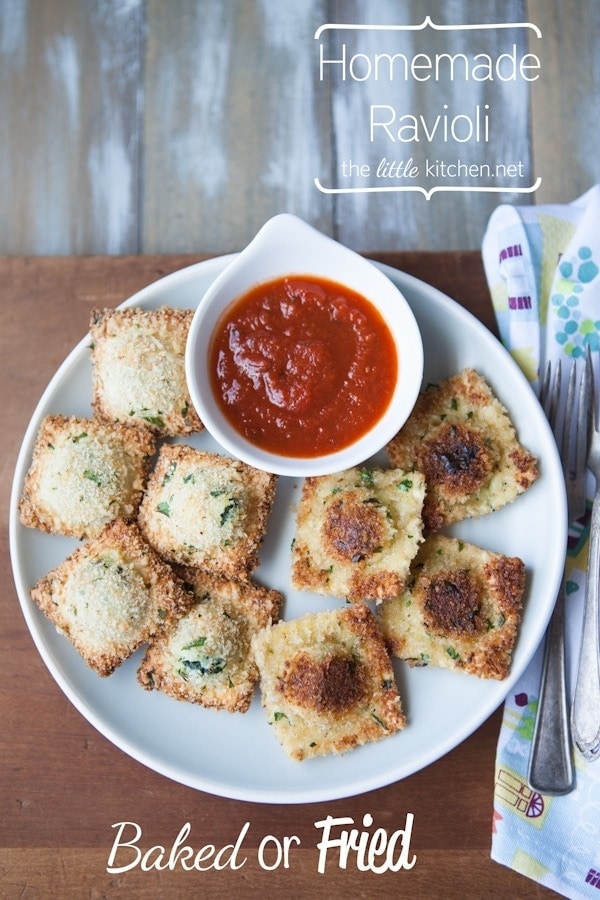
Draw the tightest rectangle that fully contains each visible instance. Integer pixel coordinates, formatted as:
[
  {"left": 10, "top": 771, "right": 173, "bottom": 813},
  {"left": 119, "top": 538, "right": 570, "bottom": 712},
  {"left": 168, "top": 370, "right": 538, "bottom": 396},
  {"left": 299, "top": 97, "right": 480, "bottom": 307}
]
[
  {"left": 30, "top": 519, "right": 192, "bottom": 677},
  {"left": 379, "top": 534, "right": 525, "bottom": 680},
  {"left": 252, "top": 604, "right": 405, "bottom": 760},
  {"left": 138, "top": 570, "right": 283, "bottom": 712},
  {"left": 19, "top": 415, "right": 156, "bottom": 539},
  {"left": 90, "top": 305, "right": 203, "bottom": 436},
  {"left": 138, "top": 445, "right": 277, "bottom": 576},
  {"left": 386, "top": 368, "right": 538, "bottom": 532},
  {"left": 291, "top": 466, "right": 425, "bottom": 603}
]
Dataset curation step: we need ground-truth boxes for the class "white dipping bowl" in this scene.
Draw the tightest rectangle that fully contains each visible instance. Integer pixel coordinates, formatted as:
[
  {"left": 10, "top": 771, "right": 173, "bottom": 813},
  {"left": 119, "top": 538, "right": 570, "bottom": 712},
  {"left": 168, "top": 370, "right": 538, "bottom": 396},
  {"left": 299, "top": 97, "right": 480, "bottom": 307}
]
[{"left": 185, "top": 214, "right": 423, "bottom": 477}]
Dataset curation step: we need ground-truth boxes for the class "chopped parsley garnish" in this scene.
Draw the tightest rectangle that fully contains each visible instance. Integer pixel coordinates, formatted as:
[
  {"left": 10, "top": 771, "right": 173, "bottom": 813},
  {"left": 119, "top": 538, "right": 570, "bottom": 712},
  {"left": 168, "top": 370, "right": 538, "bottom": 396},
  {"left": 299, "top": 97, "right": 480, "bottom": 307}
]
[
  {"left": 143, "top": 415, "right": 165, "bottom": 428},
  {"left": 162, "top": 462, "right": 177, "bottom": 486},
  {"left": 220, "top": 497, "right": 240, "bottom": 526},
  {"left": 182, "top": 637, "right": 207, "bottom": 650},
  {"left": 359, "top": 468, "right": 374, "bottom": 488},
  {"left": 83, "top": 469, "right": 103, "bottom": 485}
]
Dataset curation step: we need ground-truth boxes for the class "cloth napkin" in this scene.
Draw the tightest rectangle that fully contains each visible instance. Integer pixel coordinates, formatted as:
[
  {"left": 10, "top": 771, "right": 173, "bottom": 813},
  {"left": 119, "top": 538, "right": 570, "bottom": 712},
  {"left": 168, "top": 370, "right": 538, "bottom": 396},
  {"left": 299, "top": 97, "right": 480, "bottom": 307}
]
[{"left": 481, "top": 185, "right": 600, "bottom": 899}]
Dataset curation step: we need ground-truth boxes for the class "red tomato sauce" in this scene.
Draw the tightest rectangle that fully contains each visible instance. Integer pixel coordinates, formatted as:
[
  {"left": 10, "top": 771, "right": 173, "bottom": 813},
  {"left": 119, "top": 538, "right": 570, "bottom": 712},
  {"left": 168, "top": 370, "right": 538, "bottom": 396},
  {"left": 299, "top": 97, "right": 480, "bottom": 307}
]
[{"left": 209, "top": 275, "right": 398, "bottom": 458}]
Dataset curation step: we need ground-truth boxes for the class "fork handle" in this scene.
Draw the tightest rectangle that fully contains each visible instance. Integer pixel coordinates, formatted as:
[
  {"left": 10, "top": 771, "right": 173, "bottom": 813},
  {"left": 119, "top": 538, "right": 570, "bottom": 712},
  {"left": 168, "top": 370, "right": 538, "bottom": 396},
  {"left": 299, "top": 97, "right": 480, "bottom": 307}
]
[
  {"left": 528, "top": 577, "right": 574, "bottom": 794},
  {"left": 571, "top": 487, "right": 600, "bottom": 760}
]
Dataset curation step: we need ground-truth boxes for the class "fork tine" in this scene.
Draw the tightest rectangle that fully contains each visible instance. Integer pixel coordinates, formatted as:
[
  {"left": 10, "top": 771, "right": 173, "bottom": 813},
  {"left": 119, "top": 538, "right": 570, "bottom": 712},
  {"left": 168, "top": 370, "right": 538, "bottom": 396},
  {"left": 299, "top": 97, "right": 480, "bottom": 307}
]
[
  {"left": 587, "top": 343, "right": 597, "bottom": 433},
  {"left": 562, "top": 361, "right": 577, "bottom": 470},
  {"left": 540, "top": 358, "right": 561, "bottom": 424},
  {"left": 564, "top": 356, "right": 592, "bottom": 522}
]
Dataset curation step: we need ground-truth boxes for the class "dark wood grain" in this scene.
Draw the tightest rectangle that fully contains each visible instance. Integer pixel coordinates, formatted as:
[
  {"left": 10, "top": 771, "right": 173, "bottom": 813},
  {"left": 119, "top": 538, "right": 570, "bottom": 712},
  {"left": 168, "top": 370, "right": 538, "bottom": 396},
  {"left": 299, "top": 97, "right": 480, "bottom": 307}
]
[{"left": 0, "top": 253, "right": 559, "bottom": 898}]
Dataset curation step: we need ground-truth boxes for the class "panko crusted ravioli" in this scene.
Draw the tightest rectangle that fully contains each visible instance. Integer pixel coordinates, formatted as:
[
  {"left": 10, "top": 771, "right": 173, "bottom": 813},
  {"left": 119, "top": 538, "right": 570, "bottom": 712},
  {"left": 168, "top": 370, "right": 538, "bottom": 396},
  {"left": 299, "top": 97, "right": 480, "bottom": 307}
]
[
  {"left": 252, "top": 604, "right": 405, "bottom": 760},
  {"left": 386, "top": 368, "right": 538, "bottom": 531},
  {"left": 291, "top": 466, "right": 425, "bottom": 602},
  {"left": 30, "top": 519, "right": 191, "bottom": 676},
  {"left": 379, "top": 534, "right": 525, "bottom": 680},
  {"left": 138, "top": 569, "right": 283, "bottom": 712},
  {"left": 90, "top": 305, "right": 203, "bottom": 436},
  {"left": 19, "top": 415, "right": 155, "bottom": 539},
  {"left": 138, "top": 445, "right": 277, "bottom": 576}
]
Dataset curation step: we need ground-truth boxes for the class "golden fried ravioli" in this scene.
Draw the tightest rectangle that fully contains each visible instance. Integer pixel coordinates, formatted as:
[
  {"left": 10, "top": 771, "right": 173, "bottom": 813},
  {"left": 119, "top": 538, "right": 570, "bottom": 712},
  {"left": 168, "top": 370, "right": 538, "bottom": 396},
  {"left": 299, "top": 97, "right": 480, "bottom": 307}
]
[
  {"left": 386, "top": 369, "right": 538, "bottom": 532},
  {"left": 31, "top": 519, "right": 191, "bottom": 676},
  {"left": 19, "top": 415, "right": 155, "bottom": 539},
  {"left": 138, "top": 445, "right": 277, "bottom": 576},
  {"left": 291, "top": 466, "right": 425, "bottom": 603},
  {"left": 90, "top": 305, "right": 203, "bottom": 436},
  {"left": 138, "top": 570, "right": 282, "bottom": 712},
  {"left": 252, "top": 604, "right": 405, "bottom": 760},
  {"left": 379, "top": 534, "right": 525, "bottom": 680}
]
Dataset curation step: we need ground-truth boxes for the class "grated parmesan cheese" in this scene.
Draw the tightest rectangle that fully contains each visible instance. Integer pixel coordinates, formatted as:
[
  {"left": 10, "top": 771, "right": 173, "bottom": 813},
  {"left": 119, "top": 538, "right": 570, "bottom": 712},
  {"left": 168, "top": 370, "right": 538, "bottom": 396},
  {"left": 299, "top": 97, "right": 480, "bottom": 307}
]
[
  {"left": 138, "top": 445, "right": 277, "bottom": 575},
  {"left": 156, "top": 467, "right": 247, "bottom": 552},
  {"left": 61, "top": 553, "right": 150, "bottom": 647},
  {"left": 90, "top": 307, "right": 203, "bottom": 436},
  {"left": 37, "top": 432, "right": 136, "bottom": 527},
  {"left": 99, "top": 331, "right": 181, "bottom": 421}
]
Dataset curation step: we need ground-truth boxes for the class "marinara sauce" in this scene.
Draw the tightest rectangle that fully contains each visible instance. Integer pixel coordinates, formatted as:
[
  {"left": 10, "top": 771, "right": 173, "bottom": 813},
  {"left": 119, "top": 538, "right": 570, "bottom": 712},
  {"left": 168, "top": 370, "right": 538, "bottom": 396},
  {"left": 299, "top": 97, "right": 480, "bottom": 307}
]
[{"left": 209, "top": 275, "right": 398, "bottom": 458}]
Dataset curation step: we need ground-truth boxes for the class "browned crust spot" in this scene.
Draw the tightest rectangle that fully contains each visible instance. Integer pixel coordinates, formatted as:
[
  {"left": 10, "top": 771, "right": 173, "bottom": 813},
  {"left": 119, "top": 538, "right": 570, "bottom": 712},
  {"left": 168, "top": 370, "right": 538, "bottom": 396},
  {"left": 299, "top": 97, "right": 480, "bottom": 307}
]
[
  {"left": 422, "top": 570, "right": 485, "bottom": 636},
  {"left": 280, "top": 651, "right": 366, "bottom": 714},
  {"left": 322, "top": 494, "right": 385, "bottom": 563},
  {"left": 418, "top": 421, "right": 493, "bottom": 495}
]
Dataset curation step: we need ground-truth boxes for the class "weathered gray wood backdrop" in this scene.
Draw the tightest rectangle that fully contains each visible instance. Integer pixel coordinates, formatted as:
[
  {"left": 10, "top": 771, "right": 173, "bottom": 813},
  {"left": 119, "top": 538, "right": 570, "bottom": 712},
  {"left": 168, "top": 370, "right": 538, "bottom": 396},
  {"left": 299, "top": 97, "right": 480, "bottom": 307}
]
[{"left": 1, "top": 0, "right": 598, "bottom": 256}]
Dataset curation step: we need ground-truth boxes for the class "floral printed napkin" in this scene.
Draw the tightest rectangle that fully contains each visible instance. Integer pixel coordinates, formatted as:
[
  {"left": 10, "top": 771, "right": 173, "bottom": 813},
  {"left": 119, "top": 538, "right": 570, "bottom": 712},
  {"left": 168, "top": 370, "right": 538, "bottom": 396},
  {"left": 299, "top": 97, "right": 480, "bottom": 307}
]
[{"left": 481, "top": 185, "right": 600, "bottom": 899}]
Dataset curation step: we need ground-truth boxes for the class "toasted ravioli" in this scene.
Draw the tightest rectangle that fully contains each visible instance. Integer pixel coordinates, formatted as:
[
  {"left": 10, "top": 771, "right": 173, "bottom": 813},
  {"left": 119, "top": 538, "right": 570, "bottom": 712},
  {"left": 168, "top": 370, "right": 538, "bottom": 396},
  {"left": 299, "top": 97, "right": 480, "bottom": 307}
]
[
  {"left": 379, "top": 534, "right": 525, "bottom": 680},
  {"left": 386, "top": 369, "right": 537, "bottom": 531},
  {"left": 90, "top": 305, "right": 203, "bottom": 436},
  {"left": 138, "top": 570, "right": 282, "bottom": 712},
  {"left": 252, "top": 604, "right": 405, "bottom": 760},
  {"left": 291, "top": 466, "right": 425, "bottom": 603},
  {"left": 18, "top": 415, "right": 155, "bottom": 539},
  {"left": 138, "top": 445, "right": 277, "bottom": 576},
  {"left": 30, "top": 519, "right": 191, "bottom": 677}
]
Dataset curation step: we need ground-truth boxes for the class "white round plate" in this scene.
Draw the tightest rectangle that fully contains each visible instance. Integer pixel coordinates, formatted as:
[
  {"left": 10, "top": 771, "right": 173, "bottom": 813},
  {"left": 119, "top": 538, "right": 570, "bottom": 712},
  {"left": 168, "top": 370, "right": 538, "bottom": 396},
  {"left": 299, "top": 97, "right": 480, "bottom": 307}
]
[{"left": 9, "top": 256, "right": 566, "bottom": 804}]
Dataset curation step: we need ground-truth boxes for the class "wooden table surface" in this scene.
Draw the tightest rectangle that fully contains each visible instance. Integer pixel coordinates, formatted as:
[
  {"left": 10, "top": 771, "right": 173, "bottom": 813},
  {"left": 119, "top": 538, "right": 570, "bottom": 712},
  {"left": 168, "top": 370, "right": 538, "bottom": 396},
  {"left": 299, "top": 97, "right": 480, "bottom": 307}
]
[
  {"left": 1, "top": 1, "right": 599, "bottom": 258},
  {"left": 0, "top": 252, "right": 559, "bottom": 899}
]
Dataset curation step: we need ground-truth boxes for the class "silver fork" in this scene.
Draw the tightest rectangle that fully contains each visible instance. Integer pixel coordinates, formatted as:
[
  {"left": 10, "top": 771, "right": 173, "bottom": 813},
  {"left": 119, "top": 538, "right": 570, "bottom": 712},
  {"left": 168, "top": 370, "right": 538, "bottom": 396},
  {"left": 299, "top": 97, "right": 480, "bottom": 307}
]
[
  {"left": 529, "top": 359, "right": 590, "bottom": 794},
  {"left": 571, "top": 350, "right": 600, "bottom": 760}
]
